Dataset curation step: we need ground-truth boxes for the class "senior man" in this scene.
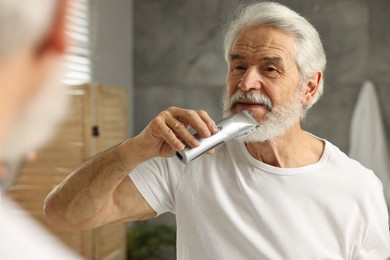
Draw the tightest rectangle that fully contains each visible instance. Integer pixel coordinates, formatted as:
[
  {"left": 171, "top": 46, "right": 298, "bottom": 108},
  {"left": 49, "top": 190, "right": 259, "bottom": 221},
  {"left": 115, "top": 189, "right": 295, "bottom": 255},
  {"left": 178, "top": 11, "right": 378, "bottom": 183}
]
[
  {"left": 0, "top": 0, "right": 80, "bottom": 258},
  {"left": 45, "top": 2, "right": 390, "bottom": 259}
]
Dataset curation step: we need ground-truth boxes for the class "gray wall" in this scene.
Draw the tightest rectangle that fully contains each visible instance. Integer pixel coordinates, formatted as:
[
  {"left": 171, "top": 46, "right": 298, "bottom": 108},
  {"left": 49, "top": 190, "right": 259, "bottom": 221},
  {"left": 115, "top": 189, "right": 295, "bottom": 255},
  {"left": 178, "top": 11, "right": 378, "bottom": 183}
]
[
  {"left": 93, "top": 0, "right": 134, "bottom": 134},
  {"left": 133, "top": 0, "right": 390, "bottom": 153}
]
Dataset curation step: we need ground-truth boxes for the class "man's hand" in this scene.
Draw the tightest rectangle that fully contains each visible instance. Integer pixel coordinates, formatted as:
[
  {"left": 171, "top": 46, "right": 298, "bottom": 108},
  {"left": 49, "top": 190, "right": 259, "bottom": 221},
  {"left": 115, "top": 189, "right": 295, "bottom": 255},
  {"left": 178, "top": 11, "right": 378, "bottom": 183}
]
[{"left": 135, "top": 107, "right": 219, "bottom": 159}]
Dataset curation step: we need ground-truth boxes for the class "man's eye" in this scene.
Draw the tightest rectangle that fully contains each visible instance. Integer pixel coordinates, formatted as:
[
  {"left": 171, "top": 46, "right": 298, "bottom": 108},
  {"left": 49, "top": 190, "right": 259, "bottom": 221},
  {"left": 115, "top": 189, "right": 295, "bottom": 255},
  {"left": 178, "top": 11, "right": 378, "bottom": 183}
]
[
  {"left": 264, "top": 67, "right": 277, "bottom": 72},
  {"left": 234, "top": 66, "right": 246, "bottom": 71}
]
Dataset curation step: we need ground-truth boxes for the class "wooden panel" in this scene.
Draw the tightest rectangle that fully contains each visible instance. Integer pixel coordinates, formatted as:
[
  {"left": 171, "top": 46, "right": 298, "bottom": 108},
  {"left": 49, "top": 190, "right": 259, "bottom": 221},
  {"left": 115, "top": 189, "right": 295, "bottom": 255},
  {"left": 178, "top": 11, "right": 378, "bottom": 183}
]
[
  {"left": 96, "top": 85, "right": 128, "bottom": 152},
  {"left": 94, "top": 224, "right": 126, "bottom": 260}
]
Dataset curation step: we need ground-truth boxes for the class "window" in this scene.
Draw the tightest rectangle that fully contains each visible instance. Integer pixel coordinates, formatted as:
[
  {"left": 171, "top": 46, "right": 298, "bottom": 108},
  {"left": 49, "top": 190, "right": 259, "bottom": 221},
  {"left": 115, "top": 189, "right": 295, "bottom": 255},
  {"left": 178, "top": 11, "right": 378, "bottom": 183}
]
[{"left": 63, "top": 0, "right": 92, "bottom": 85}]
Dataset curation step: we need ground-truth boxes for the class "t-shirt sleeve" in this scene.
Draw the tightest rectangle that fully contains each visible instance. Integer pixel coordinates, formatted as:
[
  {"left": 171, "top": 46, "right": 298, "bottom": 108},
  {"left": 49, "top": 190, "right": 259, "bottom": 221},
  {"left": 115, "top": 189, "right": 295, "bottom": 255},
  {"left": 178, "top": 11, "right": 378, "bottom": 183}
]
[
  {"left": 355, "top": 176, "right": 390, "bottom": 259},
  {"left": 128, "top": 157, "right": 185, "bottom": 216}
]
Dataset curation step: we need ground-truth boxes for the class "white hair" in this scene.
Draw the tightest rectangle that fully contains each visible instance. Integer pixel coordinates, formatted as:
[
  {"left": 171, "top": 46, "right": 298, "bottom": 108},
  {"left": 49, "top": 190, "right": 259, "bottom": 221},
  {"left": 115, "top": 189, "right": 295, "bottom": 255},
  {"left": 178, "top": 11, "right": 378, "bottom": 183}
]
[
  {"left": 223, "top": 2, "right": 326, "bottom": 108},
  {"left": 0, "top": 0, "right": 57, "bottom": 58}
]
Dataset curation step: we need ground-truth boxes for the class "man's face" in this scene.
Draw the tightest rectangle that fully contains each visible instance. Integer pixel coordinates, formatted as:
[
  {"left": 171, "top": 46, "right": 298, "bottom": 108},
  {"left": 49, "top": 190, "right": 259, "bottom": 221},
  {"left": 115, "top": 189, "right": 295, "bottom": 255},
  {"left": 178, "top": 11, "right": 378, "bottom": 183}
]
[{"left": 224, "top": 25, "right": 304, "bottom": 142}]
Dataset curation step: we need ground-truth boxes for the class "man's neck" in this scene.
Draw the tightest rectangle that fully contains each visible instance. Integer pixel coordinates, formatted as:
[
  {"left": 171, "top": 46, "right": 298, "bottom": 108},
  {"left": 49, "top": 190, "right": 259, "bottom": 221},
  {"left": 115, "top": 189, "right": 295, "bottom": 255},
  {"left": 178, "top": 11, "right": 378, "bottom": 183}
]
[{"left": 245, "top": 123, "right": 325, "bottom": 168}]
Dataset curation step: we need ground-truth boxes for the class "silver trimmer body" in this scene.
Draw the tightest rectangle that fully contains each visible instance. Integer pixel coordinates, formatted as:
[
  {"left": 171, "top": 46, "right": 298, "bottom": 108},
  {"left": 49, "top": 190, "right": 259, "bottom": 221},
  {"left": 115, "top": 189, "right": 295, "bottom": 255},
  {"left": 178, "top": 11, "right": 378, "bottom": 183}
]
[{"left": 175, "top": 110, "right": 259, "bottom": 164}]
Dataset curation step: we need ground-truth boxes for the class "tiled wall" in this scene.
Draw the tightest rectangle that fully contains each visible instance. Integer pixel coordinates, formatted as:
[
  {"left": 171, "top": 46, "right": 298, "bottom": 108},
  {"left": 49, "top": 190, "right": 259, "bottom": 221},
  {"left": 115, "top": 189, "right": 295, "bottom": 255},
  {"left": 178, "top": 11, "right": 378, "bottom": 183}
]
[{"left": 134, "top": 0, "right": 390, "bottom": 153}]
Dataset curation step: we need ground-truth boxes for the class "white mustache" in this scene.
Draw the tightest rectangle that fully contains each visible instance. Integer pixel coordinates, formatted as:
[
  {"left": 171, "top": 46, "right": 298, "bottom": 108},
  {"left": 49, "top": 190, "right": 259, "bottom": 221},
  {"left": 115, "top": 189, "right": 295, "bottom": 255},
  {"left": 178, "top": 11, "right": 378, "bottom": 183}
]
[{"left": 228, "top": 90, "right": 273, "bottom": 111}]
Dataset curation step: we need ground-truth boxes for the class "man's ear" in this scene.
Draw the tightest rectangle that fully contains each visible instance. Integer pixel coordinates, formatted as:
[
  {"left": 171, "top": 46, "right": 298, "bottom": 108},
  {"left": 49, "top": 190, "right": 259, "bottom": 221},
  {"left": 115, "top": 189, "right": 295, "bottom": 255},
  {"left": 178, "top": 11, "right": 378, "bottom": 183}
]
[
  {"left": 37, "top": 0, "right": 69, "bottom": 56},
  {"left": 302, "top": 71, "right": 322, "bottom": 106}
]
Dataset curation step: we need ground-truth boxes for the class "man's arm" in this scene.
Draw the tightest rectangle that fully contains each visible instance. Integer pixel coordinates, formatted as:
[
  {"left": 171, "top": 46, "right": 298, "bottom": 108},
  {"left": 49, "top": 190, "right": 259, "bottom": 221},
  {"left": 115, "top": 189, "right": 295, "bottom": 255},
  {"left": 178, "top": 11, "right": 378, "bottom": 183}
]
[
  {"left": 44, "top": 107, "right": 218, "bottom": 230},
  {"left": 44, "top": 138, "right": 155, "bottom": 230}
]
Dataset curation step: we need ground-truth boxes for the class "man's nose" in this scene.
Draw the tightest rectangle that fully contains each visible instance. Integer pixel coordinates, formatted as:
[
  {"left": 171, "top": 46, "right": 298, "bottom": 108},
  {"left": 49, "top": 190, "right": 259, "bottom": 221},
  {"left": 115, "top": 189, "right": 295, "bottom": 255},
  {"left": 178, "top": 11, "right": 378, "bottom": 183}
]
[{"left": 238, "top": 67, "right": 262, "bottom": 92}]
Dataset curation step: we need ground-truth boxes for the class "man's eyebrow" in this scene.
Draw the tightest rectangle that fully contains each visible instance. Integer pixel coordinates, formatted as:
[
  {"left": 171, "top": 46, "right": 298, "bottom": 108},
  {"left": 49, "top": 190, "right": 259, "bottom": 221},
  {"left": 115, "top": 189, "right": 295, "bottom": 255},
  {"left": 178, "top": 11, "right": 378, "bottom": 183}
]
[
  {"left": 261, "top": 56, "right": 283, "bottom": 64},
  {"left": 229, "top": 54, "right": 243, "bottom": 61},
  {"left": 229, "top": 54, "right": 284, "bottom": 64}
]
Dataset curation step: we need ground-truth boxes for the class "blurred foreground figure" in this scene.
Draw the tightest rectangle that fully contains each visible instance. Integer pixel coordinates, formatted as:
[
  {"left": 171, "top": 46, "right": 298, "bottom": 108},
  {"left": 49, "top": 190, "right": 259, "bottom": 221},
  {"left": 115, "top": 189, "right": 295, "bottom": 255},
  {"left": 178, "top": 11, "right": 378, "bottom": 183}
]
[
  {"left": 45, "top": 1, "right": 390, "bottom": 259},
  {"left": 0, "top": 0, "right": 80, "bottom": 258}
]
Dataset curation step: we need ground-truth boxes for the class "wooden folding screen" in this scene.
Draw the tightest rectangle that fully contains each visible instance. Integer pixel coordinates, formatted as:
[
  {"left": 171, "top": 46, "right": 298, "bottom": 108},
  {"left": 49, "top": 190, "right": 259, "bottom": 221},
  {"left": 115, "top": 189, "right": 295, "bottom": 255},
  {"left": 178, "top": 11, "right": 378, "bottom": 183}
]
[{"left": 7, "top": 84, "right": 129, "bottom": 259}]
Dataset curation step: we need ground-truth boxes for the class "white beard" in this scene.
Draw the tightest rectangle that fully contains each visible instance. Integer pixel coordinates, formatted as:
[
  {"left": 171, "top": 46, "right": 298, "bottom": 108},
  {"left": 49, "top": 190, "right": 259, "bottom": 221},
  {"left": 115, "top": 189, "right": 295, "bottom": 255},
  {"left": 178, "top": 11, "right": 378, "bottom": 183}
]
[
  {"left": 223, "top": 88, "right": 304, "bottom": 143},
  {"left": 0, "top": 63, "right": 69, "bottom": 189}
]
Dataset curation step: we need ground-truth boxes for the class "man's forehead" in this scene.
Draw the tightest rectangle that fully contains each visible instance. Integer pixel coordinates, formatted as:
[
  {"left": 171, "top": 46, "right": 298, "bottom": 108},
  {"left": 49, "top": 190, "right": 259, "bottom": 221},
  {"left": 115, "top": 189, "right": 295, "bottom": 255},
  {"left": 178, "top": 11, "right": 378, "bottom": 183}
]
[{"left": 230, "top": 25, "right": 296, "bottom": 58}]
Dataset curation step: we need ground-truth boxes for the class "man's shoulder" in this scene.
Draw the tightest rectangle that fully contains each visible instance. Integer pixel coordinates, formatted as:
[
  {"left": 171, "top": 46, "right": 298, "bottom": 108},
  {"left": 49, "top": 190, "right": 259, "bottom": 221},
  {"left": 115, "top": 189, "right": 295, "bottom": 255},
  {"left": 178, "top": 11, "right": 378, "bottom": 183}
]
[
  {"left": 324, "top": 140, "right": 382, "bottom": 190},
  {"left": 325, "top": 140, "right": 367, "bottom": 169}
]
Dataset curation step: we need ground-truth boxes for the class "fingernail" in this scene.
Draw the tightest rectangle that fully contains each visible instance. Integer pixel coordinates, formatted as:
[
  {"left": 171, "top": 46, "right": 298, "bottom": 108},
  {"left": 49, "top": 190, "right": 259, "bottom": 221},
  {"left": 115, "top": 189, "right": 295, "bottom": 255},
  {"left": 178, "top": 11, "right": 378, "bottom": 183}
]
[
  {"left": 200, "top": 128, "right": 209, "bottom": 137},
  {"left": 177, "top": 143, "right": 185, "bottom": 151},
  {"left": 210, "top": 124, "right": 219, "bottom": 133},
  {"left": 192, "top": 139, "right": 200, "bottom": 147}
]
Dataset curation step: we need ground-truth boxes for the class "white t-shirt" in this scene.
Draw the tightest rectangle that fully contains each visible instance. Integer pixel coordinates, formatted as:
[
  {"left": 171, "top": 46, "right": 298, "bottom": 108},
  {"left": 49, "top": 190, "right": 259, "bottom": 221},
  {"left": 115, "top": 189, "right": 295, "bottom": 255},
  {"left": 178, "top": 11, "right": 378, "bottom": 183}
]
[
  {"left": 0, "top": 194, "right": 81, "bottom": 259},
  {"left": 130, "top": 139, "right": 390, "bottom": 259}
]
